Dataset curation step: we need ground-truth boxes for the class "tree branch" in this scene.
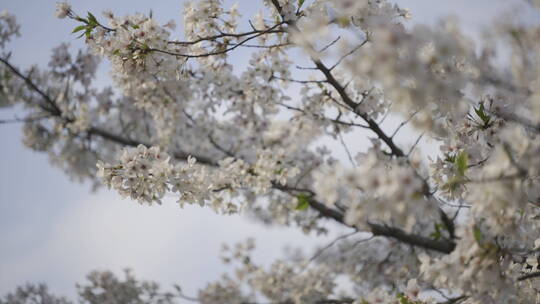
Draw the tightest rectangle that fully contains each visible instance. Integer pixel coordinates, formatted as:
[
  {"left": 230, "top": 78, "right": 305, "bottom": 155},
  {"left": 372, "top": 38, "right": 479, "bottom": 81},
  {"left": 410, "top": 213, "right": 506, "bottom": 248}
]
[
  {"left": 3, "top": 32, "right": 455, "bottom": 255},
  {"left": 517, "top": 271, "right": 540, "bottom": 281},
  {"left": 276, "top": 187, "right": 456, "bottom": 254},
  {"left": 368, "top": 222, "right": 456, "bottom": 254},
  {"left": 0, "top": 57, "right": 62, "bottom": 116},
  {"left": 311, "top": 59, "right": 405, "bottom": 157},
  {"left": 0, "top": 57, "right": 217, "bottom": 167}
]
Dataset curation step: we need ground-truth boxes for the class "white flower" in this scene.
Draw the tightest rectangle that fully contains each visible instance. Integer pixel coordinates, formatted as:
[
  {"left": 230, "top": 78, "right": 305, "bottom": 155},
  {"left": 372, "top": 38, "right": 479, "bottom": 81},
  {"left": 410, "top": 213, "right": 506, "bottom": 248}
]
[{"left": 55, "top": 2, "right": 71, "bottom": 19}]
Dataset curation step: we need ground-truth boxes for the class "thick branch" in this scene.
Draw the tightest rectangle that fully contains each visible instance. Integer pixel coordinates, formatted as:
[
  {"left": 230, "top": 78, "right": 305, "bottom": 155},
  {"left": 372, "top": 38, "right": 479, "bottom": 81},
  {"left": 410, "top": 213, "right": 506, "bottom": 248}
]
[
  {"left": 278, "top": 187, "right": 456, "bottom": 254},
  {"left": 517, "top": 271, "right": 540, "bottom": 281},
  {"left": 368, "top": 222, "right": 456, "bottom": 254}
]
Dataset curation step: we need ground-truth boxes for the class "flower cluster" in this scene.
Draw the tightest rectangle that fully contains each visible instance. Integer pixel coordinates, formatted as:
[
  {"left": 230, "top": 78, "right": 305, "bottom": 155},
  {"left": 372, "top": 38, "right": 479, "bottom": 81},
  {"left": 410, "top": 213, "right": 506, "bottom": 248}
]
[
  {"left": 215, "top": 239, "right": 337, "bottom": 304},
  {"left": 55, "top": 2, "right": 71, "bottom": 19},
  {"left": 313, "top": 144, "right": 434, "bottom": 231},
  {"left": 97, "top": 145, "right": 299, "bottom": 212},
  {"left": 419, "top": 223, "right": 519, "bottom": 303},
  {"left": 0, "top": 10, "right": 20, "bottom": 48},
  {"left": 97, "top": 145, "right": 172, "bottom": 204}
]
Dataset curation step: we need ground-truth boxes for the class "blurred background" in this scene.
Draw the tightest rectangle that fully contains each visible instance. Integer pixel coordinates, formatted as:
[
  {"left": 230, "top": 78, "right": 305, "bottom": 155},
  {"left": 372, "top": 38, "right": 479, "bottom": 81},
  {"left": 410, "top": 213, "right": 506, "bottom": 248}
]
[{"left": 0, "top": 0, "right": 526, "bottom": 301}]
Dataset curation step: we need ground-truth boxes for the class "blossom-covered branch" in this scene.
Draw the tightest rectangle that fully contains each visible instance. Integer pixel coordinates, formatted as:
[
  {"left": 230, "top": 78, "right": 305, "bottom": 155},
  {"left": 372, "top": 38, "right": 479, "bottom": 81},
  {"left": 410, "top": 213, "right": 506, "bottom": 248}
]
[{"left": 2, "top": 0, "right": 540, "bottom": 302}]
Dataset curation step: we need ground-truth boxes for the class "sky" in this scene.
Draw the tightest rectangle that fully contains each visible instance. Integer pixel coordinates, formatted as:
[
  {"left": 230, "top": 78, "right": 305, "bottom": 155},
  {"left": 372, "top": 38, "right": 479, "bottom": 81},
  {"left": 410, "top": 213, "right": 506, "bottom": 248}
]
[{"left": 0, "top": 0, "right": 527, "bottom": 301}]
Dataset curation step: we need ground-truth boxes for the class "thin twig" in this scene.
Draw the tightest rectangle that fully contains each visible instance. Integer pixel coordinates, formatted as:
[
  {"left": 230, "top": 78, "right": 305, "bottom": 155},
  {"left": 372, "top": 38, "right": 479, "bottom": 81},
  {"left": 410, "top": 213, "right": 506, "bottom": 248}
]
[
  {"left": 407, "top": 132, "right": 424, "bottom": 156},
  {"left": 318, "top": 36, "right": 341, "bottom": 53},
  {"left": 329, "top": 39, "right": 369, "bottom": 71},
  {"left": 337, "top": 129, "right": 356, "bottom": 167},
  {"left": 310, "top": 230, "right": 360, "bottom": 262},
  {"left": 0, "top": 114, "right": 52, "bottom": 124},
  {"left": 391, "top": 110, "right": 420, "bottom": 138}
]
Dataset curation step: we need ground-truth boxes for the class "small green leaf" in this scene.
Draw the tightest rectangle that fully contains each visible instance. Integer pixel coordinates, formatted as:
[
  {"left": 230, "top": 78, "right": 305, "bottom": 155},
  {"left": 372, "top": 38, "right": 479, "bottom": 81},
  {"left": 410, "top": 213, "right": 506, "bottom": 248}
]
[
  {"left": 510, "top": 29, "right": 520, "bottom": 41},
  {"left": 430, "top": 223, "right": 443, "bottom": 241},
  {"left": 132, "top": 24, "right": 140, "bottom": 29},
  {"left": 474, "top": 102, "right": 484, "bottom": 118},
  {"left": 455, "top": 151, "right": 468, "bottom": 176},
  {"left": 473, "top": 227, "right": 482, "bottom": 244},
  {"left": 430, "top": 231, "right": 441, "bottom": 241},
  {"left": 72, "top": 25, "right": 87, "bottom": 33},
  {"left": 444, "top": 153, "right": 456, "bottom": 163},
  {"left": 397, "top": 293, "right": 423, "bottom": 304},
  {"left": 397, "top": 294, "right": 410, "bottom": 304},
  {"left": 87, "top": 12, "right": 98, "bottom": 25},
  {"left": 298, "top": 0, "right": 306, "bottom": 9},
  {"left": 336, "top": 17, "right": 351, "bottom": 27},
  {"left": 474, "top": 102, "right": 492, "bottom": 129},
  {"left": 295, "top": 193, "right": 310, "bottom": 211},
  {"left": 3, "top": 70, "right": 11, "bottom": 81}
]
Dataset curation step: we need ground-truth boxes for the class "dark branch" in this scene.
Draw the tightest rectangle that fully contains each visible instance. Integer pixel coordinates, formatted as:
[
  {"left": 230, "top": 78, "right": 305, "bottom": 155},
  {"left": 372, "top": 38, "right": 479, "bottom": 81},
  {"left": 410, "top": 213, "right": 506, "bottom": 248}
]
[
  {"left": 148, "top": 22, "right": 287, "bottom": 59},
  {"left": 0, "top": 57, "right": 62, "bottom": 116},
  {"left": 274, "top": 186, "right": 457, "bottom": 254},
  {"left": 312, "top": 59, "right": 405, "bottom": 157},
  {"left": 369, "top": 222, "right": 456, "bottom": 254},
  {"left": 517, "top": 271, "right": 540, "bottom": 281}
]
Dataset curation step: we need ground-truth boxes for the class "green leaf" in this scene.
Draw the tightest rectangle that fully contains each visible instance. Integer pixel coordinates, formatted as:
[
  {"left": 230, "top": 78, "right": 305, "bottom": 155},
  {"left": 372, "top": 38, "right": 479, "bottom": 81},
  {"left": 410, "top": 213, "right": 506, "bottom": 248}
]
[
  {"left": 336, "top": 17, "right": 351, "bottom": 27},
  {"left": 430, "top": 223, "right": 443, "bottom": 241},
  {"left": 87, "top": 12, "right": 98, "bottom": 26},
  {"left": 397, "top": 293, "right": 423, "bottom": 304},
  {"left": 474, "top": 102, "right": 484, "bottom": 118},
  {"left": 430, "top": 231, "right": 441, "bottom": 241},
  {"left": 510, "top": 29, "right": 520, "bottom": 41},
  {"left": 473, "top": 227, "right": 482, "bottom": 244},
  {"left": 474, "top": 102, "right": 492, "bottom": 128},
  {"left": 444, "top": 153, "right": 456, "bottom": 163},
  {"left": 298, "top": 0, "right": 306, "bottom": 9},
  {"left": 295, "top": 193, "right": 310, "bottom": 211},
  {"left": 397, "top": 294, "right": 411, "bottom": 304},
  {"left": 455, "top": 151, "right": 468, "bottom": 176},
  {"left": 72, "top": 25, "right": 87, "bottom": 33},
  {"left": 3, "top": 70, "right": 11, "bottom": 81}
]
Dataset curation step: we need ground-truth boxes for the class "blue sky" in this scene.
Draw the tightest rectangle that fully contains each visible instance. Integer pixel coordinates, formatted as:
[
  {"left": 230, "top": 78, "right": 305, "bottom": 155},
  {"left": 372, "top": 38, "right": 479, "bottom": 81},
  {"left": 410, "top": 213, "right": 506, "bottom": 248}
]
[{"left": 0, "top": 0, "right": 523, "bottom": 301}]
